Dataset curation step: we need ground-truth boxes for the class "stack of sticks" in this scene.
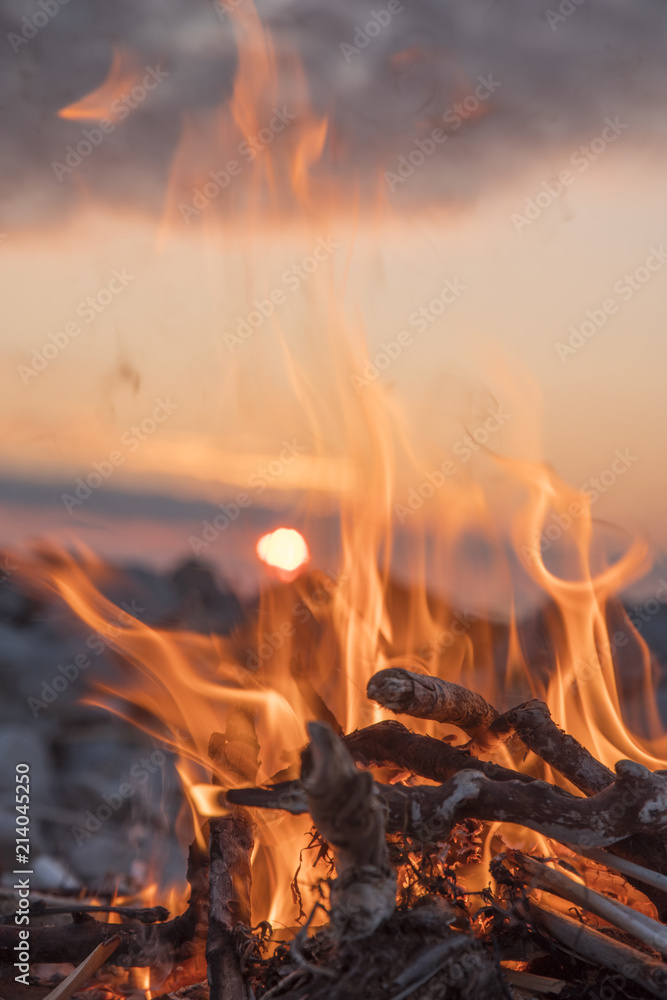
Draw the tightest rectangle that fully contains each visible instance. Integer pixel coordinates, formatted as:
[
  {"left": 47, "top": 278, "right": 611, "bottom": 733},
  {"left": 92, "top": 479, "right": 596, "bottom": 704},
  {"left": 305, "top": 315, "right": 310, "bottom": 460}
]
[
  {"left": 224, "top": 666, "right": 667, "bottom": 999},
  {"left": 4, "top": 667, "right": 667, "bottom": 999}
]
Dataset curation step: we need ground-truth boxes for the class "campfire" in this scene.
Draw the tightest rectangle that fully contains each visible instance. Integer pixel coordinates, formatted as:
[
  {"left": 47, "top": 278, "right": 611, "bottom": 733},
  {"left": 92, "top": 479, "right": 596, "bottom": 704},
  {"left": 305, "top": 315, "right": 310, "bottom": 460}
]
[
  {"left": 3, "top": 3, "right": 667, "bottom": 1000},
  {"left": 4, "top": 541, "right": 667, "bottom": 1000}
]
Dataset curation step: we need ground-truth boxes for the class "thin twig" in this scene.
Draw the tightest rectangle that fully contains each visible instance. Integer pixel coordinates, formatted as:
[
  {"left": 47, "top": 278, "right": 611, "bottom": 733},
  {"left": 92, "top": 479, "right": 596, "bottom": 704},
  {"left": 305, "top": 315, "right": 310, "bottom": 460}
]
[
  {"left": 571, "top": 845, "right": 667, "bottom": 895},
  {"left": 527, "top": 901, "right": 667, "bottom": 999},
  {"left": 509, "top": 852, "right": 667, "bottom": 958},
  {"left": 43, "top": 936, "right": 120, "bottom": 1000},
  {"left": 27, "top": 902, "right": 169, "bottom": 923}
]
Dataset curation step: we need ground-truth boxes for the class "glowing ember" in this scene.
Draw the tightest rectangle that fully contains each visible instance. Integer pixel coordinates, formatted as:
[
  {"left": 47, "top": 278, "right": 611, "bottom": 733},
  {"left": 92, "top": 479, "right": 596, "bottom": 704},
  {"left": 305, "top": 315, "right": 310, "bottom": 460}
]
[{"left": 256, "top": 528, "right": 310, "bottom": 573}]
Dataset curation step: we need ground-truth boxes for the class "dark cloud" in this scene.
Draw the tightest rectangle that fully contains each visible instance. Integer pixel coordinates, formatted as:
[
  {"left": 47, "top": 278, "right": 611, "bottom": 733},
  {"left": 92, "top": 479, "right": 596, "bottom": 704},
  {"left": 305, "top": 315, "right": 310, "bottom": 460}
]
[{"left": 1, "top": 0, "right": 666, "bottom": 226}]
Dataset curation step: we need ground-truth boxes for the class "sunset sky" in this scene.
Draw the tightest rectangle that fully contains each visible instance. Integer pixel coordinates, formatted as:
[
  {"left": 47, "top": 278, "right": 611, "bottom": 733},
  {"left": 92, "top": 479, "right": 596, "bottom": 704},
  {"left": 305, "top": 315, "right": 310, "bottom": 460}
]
[{"left": 1, "top": 0, "right": 666, "bottom": 594}]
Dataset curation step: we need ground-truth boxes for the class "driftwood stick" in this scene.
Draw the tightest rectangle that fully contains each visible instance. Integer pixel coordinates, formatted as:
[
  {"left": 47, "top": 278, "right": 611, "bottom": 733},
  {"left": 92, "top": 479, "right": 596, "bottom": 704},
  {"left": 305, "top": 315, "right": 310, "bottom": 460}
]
[
  {"left": 207, "top": 710, "right": 259, "bottom": 1000},
  {"left": 508, "top": 852, "right": 667, "bottom": 958},
  {"left": 341, "top": 720, "right": 537, "bottom": 785},
  {"left": 493, "top": 700, "right": 615, "bottom": 795},
  {"left": 573, "top": 845, "right": 667, "bottom": 895},
  {"left": 303, "top": 721, "right": 396, "bottom": 938},
  {"left": 20, "top": 903, "right": 169, "bottom": 924},
  {"left": 367, "top": 668, "right": 615, "bottom": 795},
  {"left": 367, "top": 668, "right": 499, "bottom": 744},
  {"left": 527, "top": 900, "right": 667, "bottom": 999},
  {"left": 570, "top": 840, "right": 667, "bottom": 922},
  {"left": 43, "top": 937, "right": 120, "bottom": 1000},
  {"left": 228, "top": 758, "right": 667, "bottom": 850}
]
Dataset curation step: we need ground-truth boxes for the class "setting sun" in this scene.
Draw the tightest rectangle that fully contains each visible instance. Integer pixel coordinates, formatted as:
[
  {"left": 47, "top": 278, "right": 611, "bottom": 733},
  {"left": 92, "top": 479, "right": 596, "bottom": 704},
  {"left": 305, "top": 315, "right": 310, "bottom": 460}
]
[{"left": 256, "top": 527, "right": 310, "bottom": 573}]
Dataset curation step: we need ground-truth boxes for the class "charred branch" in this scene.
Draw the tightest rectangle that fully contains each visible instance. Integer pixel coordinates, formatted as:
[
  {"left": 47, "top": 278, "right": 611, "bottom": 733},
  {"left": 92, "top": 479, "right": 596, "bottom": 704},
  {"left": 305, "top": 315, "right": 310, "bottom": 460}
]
[
  {"left": 367, "top": 667, "right": 615, "bottom": 796},
  {"left": 493, "top": 700, "right": 615, "bottom": 796},
  {"left": 340, "top": 720, "right": 537, "bottom": 786},
  {"left": 207, "top": 710, "right": 259, "bottom": 1000},
  {"left": 228, "top": 758, "right": 667, "bottom": 852},
  {"left": 303, "top": 721, "right": 396, "bottom": 938},
  {"left": 6, "top": 903, "right": 169, "bottom": 925},
  {"left": 367, "top": 668, "right": 499, "bottom": 745}
]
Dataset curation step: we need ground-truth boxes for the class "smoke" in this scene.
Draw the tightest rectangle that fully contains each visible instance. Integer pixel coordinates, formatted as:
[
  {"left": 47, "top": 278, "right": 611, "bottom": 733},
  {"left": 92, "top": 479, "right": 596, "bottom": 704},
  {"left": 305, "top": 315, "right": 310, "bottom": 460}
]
[{"left": 1, "top": 0, "right": 666, "bottom": 225}]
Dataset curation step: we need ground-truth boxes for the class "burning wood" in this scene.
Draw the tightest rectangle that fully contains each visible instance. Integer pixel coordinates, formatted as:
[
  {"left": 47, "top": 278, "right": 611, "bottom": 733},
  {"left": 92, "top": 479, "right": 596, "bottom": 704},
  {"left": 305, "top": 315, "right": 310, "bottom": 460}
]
[
  {"left": 206, "top": 711, "right": 259, "bottom": 1000},
  {"left": 229, "top": 756, "right": 667, "bottom": 849},
  {"left": 367, "top": 666, "right": 616, "bottom": 794},
  {"left": 502, "top": 852, "right": 667, "bottom": 958},
  {"left": 525, "top": 902, "right": 667, "bottom": 999},
  {"left": 219, "top": 672, "right": 667, "bottom": 998},
  {"left": 367, "top": 668, "right": 501, "bottom": 746},
  {"left": 302, "top": 721, "right": 396, "bottom": 938},
  {"left": 42, "top": 937, "right": 120, "bottom": 1000},
  {"left": 5, "top": 626, "right": 667, "bottom": 1000}
]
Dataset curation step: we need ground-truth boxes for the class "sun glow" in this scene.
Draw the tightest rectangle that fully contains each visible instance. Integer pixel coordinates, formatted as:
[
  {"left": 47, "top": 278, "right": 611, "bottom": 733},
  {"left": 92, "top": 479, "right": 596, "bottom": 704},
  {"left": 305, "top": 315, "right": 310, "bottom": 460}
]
[{"left": 256, "top": 528, "right": 310, "bottom": 574}]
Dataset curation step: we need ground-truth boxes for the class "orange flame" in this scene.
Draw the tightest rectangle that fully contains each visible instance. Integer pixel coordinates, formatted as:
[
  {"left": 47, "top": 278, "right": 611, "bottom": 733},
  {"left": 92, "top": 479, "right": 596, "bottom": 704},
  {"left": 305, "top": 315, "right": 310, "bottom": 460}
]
[{"left": 58, "top": 48, "right": 148, "bottom": 123}]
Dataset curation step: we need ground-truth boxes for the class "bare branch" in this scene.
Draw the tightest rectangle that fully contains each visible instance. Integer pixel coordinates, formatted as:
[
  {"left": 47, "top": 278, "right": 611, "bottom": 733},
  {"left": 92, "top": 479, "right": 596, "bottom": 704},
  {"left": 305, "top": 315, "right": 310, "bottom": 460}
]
[
  {"left": 367, "top": 668, "right": 499, "bottom": 744},
  {"left": 367, "top": 667, "right": 615, "bottom": 795},
  {"left": 303, "top": 722, "right": 396, "bottom": 938},
  {"left": 228, "top": 758, "right": 667, "bottom": 851}
]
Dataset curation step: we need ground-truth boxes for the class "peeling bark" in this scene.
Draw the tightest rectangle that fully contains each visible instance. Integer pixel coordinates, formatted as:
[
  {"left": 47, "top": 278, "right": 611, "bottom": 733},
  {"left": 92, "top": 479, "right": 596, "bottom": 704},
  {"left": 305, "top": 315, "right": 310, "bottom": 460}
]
[
  {"left": 228, "top": 758, "right": 667, "bottom": 852},
  {"left": 303, "top": 722, "right": 396, "bottom": 938},
  {"left": 367, "top": 667, "right": 615, "bottom": 795}
]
